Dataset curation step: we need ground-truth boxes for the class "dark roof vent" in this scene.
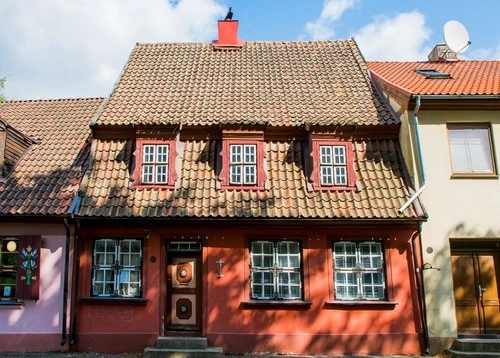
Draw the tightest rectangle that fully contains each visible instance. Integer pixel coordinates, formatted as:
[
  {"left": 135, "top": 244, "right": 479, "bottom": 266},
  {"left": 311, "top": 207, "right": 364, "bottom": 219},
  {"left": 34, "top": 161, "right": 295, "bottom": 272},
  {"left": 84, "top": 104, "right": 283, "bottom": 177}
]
[{"left": 415, "top": 68, "right": 452, "bottom": 79}]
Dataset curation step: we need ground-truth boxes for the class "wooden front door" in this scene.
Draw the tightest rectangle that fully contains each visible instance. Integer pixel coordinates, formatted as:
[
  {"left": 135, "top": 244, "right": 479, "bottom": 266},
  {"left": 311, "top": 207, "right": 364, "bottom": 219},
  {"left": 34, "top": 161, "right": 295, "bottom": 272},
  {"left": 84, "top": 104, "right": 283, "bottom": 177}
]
[
  {"left": 166, "top": 248, "right": 202, "bottom": 331},
  {"left": 452, "top": 249, "right": 500, "bottom": 334}
]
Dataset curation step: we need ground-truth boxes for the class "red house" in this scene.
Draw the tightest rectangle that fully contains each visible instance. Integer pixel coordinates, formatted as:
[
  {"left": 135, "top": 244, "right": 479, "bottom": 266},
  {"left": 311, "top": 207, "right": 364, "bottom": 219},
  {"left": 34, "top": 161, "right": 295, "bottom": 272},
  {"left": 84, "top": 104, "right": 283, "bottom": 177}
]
[{"left": 70, "top": 21, "right": 427, "bottom": 355}]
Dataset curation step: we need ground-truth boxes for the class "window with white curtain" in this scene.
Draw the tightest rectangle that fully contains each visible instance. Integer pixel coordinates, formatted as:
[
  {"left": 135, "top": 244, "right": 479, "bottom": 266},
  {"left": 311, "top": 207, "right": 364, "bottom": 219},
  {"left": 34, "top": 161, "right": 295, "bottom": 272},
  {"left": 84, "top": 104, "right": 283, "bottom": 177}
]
[
  {"left": 92, "top": 239, "right": 142, "bottom": 297},
  {"left": 448, "top": 124, "right": 495, "bottom": 174}
]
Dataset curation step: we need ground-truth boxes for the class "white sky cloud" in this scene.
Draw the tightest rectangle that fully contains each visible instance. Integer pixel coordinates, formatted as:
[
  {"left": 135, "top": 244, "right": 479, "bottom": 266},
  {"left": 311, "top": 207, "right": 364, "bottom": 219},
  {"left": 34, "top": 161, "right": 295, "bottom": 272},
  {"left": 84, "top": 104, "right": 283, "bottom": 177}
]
[
  {"left": 353, "top": 11, "right": 432, "bottom": 61},
  {"left": 303, "top": 0, "right": 357, "bottom": 40},
  {"left": 0, "top": 0, "right": 225, "bottom": 100}
]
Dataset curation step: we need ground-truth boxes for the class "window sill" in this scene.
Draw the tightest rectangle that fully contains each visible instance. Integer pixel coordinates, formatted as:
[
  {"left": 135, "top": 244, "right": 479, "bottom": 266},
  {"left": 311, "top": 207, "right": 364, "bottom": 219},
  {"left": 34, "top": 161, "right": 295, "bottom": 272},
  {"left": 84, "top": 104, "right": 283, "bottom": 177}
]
[
  {"left": 324, "top": 300, "right": 398, "bottom": 309},
  {"left": 450, "top": 174, "right": 498, "bottom": 179},
  {"left": 80, "top": 297, "right": 148, "bottom": 306},
  {"left": 241, "top": 300, "right": 312, "bottom": 309},
  {"left": 0, "top": 300, "right": 24, "bottom": 309}
]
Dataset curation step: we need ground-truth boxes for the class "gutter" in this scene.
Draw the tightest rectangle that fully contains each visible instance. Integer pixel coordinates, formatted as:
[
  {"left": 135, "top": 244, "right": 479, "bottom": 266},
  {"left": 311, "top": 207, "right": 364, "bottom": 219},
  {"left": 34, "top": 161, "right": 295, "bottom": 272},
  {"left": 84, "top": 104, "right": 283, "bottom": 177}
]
[
  {"left": 61, "top": 218, "right": 71, "bottom": 346},
  {"left": 411, "top": 223, "right": 430, "bottom": 354},
  {"left": 399, "top": 95, "right": 426, "bottom": 213}
]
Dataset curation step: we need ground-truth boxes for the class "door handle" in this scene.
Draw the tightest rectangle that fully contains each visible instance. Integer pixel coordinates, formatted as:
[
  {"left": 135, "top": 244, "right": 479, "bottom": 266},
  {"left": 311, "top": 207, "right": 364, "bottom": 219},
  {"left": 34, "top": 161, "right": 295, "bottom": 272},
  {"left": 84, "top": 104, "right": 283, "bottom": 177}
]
[{"left": 478, "top": 284, "right": 487, "bottom": 297}]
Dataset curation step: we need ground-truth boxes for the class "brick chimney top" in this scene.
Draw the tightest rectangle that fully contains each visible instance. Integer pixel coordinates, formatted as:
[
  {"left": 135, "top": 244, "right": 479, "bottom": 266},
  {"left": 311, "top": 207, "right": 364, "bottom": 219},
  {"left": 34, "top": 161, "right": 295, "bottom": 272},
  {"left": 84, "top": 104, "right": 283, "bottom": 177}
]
[{"left": 212, "top": 20, "right": 244, "bottom": 49}]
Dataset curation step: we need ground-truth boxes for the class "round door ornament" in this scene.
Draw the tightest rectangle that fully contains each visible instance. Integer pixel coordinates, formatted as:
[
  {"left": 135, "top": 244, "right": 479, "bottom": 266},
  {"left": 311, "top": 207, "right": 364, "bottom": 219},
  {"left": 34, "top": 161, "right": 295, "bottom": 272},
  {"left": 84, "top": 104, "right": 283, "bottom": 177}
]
[
  {"left": 176, "top": 298, "right": 192, "bottom": 320},
  {"left": 176, "top": 262, "right": 193, "bottom": 284}
]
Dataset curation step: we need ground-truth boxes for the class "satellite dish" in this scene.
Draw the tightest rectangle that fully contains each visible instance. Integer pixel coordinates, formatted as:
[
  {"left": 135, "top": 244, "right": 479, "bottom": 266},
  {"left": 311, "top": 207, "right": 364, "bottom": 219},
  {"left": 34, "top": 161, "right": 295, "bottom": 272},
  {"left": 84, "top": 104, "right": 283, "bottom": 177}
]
[{"left": 443, "top": 20, "right": 471, "bottom": 54}]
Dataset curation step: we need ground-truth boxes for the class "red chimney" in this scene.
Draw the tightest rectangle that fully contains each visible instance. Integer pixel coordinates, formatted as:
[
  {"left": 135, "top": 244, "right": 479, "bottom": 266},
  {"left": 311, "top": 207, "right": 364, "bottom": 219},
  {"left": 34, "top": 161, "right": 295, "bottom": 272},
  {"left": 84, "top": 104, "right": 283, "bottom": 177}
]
[{"left": 213, "top": 20, "right": 244, "bottom": 48}]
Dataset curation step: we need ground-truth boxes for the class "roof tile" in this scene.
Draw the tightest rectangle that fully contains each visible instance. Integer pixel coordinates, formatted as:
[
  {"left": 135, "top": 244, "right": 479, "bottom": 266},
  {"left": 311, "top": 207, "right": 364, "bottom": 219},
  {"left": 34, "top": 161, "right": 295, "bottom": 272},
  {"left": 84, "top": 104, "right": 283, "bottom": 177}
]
[
  {"left": 368, "top": 60, "right": 500, "bottom": 95},
  {"left": 95, "top": 40, "right": 397, "bottom": 128},
  {"left": 0, "top": 98, "right": 104, "bottom": 216}
]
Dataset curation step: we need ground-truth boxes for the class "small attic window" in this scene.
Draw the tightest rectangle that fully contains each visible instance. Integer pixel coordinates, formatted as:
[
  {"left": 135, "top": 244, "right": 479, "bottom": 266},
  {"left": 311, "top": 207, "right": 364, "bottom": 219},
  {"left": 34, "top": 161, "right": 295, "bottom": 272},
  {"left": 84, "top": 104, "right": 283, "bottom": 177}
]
[{"left": 415, "top": 68, "right": 451, "bottom": 79}]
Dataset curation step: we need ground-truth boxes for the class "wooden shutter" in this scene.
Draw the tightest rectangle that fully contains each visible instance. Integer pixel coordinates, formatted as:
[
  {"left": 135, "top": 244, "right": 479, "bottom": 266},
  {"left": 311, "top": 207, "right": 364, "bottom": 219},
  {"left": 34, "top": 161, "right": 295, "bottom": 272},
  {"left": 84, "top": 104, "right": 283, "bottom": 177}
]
[{"left": 16, "top": 236, "right": 41, "bottom": 300}]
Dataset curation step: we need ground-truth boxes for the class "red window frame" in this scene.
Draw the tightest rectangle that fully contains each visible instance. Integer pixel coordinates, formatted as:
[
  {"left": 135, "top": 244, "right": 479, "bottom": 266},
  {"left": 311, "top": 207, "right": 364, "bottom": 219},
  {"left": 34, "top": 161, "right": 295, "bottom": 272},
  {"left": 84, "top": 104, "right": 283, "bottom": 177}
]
[
  {"left": 220, "top": 139, "right": 266, "bottom": 190},
  {"left": 311, "top": 140, "right": 356, "bottom": 190},
  {"left": 132, "top": 139, "right": 177, "bottom": 188}
]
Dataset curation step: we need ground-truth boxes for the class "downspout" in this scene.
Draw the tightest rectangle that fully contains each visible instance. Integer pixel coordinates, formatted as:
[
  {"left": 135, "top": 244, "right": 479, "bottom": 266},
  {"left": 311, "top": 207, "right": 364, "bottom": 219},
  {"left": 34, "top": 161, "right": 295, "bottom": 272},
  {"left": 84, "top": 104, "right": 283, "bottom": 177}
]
[
  {"left": 399, "top": 95, "right": 425, "bottom": 213},
  {"left": 70, "top": 218, "right": 82, "bottom": 345},
  {"left": 61, "top": 218, "right": 71, "bottom": 346},
  {"left": 412, "top": 223, "right": 430, "bottom": 354}
]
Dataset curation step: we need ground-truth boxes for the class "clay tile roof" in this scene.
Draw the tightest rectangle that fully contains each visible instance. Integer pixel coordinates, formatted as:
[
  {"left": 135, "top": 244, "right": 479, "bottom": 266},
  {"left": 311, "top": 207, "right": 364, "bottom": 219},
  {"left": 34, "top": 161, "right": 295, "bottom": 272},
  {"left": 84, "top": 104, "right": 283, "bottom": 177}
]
[
  {"left": 77, "top": 138, "right": 423, "bottom": 220},
  {"left": 95, "top": 40, "right": 397, "bottom": 127},
  {"left": 368, "top": 60, "right": 500, "bottom": 96},
  {"left": 0, "top": 98, "right": 105, "bottom": 216}
]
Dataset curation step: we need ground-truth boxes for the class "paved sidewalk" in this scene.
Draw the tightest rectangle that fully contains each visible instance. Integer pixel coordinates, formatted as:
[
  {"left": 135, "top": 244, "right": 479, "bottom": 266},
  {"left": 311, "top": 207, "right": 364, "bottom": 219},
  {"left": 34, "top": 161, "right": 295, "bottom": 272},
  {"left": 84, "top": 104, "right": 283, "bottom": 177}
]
[{"left": 0, "top": 353, "right": 449, "bottom": 358}]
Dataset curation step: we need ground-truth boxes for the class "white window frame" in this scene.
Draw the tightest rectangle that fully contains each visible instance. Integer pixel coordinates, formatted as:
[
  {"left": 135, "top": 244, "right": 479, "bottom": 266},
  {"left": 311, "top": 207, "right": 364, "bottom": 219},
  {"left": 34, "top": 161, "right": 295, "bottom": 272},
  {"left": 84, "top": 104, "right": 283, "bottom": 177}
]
[
  {"left": 250, "top": 241, "right": 302, "bottom": 300},
  {"left": 448, "top": 124, "right": 495, "bottom": 174},
  {"left": 333, "top": 241, "right": 386, "bottom": 301},
  {"left": 92, "top": 238, "right": 142, "bottom": 298},
  {"left": 319, "top": 145, "right": 347, "bottom": 185},
  {"left": 142, "top": 144, "right": 169, "bottom": 184},
  {"left": 230, "top": 144, "right": 257, "bottom": 185}
]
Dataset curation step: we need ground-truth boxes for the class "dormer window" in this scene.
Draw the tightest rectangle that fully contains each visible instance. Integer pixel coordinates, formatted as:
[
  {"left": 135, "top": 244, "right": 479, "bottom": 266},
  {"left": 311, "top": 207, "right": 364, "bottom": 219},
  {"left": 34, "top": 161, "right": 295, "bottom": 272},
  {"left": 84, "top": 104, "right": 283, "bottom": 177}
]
[
  {"left": 133, "top": 139, "right": 177, "bottom": 187},
  {"left": 219, "top": 131, "right": 266, "bottom": 190},
  {"left": 229, "top": 144, "right": 257, "bottom": 185},
  {"left": 142, "top": 144, "right": 169, "bottom": 184},
  {"left": 311, "top": 140, "right": 356, "bottom": 190},
  {"left": 319, "top": 145, "right": 347, "bottom": 186}
]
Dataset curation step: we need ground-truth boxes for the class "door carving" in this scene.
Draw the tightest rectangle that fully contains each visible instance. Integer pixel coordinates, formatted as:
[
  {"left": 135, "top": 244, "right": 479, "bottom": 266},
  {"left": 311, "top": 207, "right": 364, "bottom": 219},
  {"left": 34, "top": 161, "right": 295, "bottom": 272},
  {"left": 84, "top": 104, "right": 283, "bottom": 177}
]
[{"left": 166, "top": 253, "right": 201, "bottom": 331}]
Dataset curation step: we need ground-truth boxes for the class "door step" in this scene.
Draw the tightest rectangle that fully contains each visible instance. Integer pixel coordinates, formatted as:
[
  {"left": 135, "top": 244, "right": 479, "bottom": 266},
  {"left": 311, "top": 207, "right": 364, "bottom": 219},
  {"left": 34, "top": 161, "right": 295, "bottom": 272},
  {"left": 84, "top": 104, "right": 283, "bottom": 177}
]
[
  {"left": 445, "top": 338, "right": 500, "bottom": 357},
  {"left": 144, "top": 336, "right": 224, "bottom": 358}
]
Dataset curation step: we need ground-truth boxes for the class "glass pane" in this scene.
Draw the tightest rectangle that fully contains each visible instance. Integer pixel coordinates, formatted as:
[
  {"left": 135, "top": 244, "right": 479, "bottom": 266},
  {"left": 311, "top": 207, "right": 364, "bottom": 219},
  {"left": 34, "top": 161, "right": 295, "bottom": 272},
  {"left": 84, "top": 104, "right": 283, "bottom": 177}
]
[
  {"left": 333, "top": 146, "right": 346, "bottom": 165},
  {"left": 449, "top": 127, "right": 494, "bottom": 173},
  {"left": 251, "top": 272, "right": 274, "bottom": 299},
  {"left": 230, "top": 145, "right": 242, "bottom": 163},
  {"left": 156, "top": 165, "right": 168, "bottom": 183},
  {"left": 143, "top": 145, "right": 155, "bottom": 163},
  {"left": 0, "top": 271, "right": 17, "bottom": 298},
  {"left": 320, "top": 146, "right": 332, "bottom": 164},
  {"left": 230, "top": 165, "right": 242, "bottom": 184},
  {"left": 333, "top": 242, "right": 357, "bottom": 268},
  {"left": 0, "top": 239, "right": 19, "bottom": 266},
  {"left": 334, "top": 166, "right": 347, "bottom": 185},
  {"left": 335, "top": 272, "right": 358, "bottom": 299},
  {"left": 251, "top": 242, "right": 274, "bottom": 268},
  {"left": 244, "top": 165, "right": 256, "bottom": 184},
  {"left": 321, "top": 166, "right": 333, "bottom": 185},
  {"left": 156, "top": 145, "right": 169, "bottom": 163},
  {"left": 142, "top": 165, "right": 154, "bottom": 183},
  {"left": 362, "top": 272, "right": 385, "bottom": 299},
  {"left": 244, "top": 145, "right": 256, "bottom": 163}
]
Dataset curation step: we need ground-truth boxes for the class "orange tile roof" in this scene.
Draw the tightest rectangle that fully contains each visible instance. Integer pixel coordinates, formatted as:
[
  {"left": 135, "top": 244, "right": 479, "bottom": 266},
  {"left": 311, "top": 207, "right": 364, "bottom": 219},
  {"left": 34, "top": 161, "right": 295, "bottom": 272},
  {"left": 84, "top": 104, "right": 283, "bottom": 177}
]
[
  {"left": 0, "top": 98, "right": 105, "bottom": 215},
  {"left": 95, "top": 40, "right": 397, "bottom": 127},
  {"left": 77, "top": 138, "right": 423, "bottom": 220},
  {"left": 368, "top": 60, "right": 500, "bottom": 96}
]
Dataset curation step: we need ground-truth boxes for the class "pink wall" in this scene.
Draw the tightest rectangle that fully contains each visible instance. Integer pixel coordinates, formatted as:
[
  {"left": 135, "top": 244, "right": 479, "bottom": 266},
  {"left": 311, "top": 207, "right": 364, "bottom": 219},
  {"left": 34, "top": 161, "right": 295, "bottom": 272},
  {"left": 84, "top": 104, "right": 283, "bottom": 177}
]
[{"left": 0, "top": 224, "right": 70, "bottom": 352}]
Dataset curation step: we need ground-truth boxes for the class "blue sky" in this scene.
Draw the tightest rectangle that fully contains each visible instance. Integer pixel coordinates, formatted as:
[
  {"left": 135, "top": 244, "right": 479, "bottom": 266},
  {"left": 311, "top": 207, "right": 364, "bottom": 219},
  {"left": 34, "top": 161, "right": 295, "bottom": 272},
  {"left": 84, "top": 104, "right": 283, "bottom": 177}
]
[{"left": 0, "top": 0, "right": 498, "bottom": 100}]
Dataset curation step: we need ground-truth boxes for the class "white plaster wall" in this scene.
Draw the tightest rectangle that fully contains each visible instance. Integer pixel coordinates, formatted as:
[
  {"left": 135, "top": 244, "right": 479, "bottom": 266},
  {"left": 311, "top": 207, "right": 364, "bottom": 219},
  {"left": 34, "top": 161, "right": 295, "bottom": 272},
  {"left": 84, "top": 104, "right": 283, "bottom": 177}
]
[
  {"left": 415, "top": 109, "right": 500, "bottom": 339},
  {"left": 0, "top": 223, "right": 72, "bottom": 334}
]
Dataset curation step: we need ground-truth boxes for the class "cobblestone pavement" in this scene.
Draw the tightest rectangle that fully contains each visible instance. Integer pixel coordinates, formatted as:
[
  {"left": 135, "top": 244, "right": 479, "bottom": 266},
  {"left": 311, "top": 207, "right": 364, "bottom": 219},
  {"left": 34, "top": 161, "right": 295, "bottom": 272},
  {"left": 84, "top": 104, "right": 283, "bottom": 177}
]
[{"left": 0, "top": 353, "right": 449, "bottom": 358}]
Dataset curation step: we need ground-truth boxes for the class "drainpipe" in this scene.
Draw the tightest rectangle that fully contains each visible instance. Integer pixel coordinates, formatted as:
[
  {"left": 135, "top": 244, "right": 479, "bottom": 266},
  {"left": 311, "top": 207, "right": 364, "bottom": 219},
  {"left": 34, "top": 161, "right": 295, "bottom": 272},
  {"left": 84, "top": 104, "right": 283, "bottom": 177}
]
[
  {"left": 61, "top": 218, "right": 71, "bottom": 346},
  {"left": 70, "top": 219, "right": 82, "bottom": 345},
  {"left": 399, "top": 95, "right": 426, "bottom": 213},
  {"left": 412, "top": 223, "right": 430, "bottom": 354}
]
